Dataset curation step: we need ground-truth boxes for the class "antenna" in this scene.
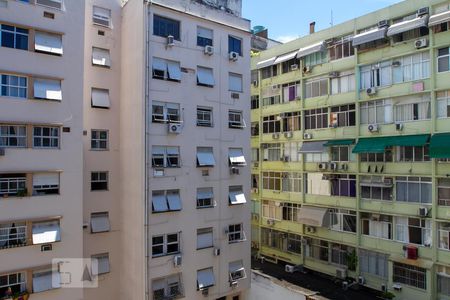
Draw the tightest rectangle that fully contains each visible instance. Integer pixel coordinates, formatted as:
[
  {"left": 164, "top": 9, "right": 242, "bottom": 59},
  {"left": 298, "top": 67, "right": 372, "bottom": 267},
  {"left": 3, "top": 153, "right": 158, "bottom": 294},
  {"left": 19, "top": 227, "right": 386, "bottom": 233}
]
[{"left": 330, "top": 9, "right": 334, "bottom": 27}]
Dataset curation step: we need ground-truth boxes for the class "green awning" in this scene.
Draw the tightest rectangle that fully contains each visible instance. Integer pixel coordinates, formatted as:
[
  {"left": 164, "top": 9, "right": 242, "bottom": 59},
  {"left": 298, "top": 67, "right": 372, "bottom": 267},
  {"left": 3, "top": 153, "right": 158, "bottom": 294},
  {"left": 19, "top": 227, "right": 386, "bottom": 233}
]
[
  {"left": 430, "top": 133, "right": 450, "bottom": 158},
  {"left": 324, "top": 139, "right": 355, "bottom": 147},
  {"left": 353, "top": 135, "right": 430, "bottom": 153}
]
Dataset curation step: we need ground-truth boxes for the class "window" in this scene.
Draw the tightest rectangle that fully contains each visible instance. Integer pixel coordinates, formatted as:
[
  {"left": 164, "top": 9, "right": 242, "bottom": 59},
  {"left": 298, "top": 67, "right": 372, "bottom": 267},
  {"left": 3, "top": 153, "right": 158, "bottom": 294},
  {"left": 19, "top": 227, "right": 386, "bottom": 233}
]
[
  {"left": 305, "top": 77, "right": 328, "bottom": 98},
  {"left": 34, "top": 31, "right": 63, "bottom": 56},
  {"left": 439, "top": 178, "right": 450, "bottom": 206},
  {"left": 152, "top": 58, "right": 181, "bottom": 82},
  {"left": 229, "top": 186, "right": 246, "bottom": 205},
  {"left": 355, "top": 26, "right": 389, "bottom": 50},
  {"left": 360, "top": 147, "right": 393, "bottom": 162},
  {"left": 197, "top": 26, "right": 213, "bottom": 47},
  {"left": 229, "top": 73, "right": 242, "bottom": 92},
  {"left": 395, "top": 216, "right": 431, "bottom": 246},
  {"left": 331, "top": 72, "right": 355, "bottom": 95},
  {"left": 282, "top": 112, "right": 301, "bottom": 131},
  {"left": 228, "top": 35, "right": 242, "bottom": 55},
  {"left": 360, "top": 99, "right": 393, "bottom": 124},
  {"left": 437, "top": 90, "right": 450, "bottom": 118},
  {"left": 152, "top": 232, "right": 180, "bottom": 257},
  {"left": 229, "top": 260, "right": 246, "bottom": 282},
  {"left": 304, "top": 51, "right": 326, "bottom": 67},
  {"left": 438, "top": 265, "right": 450, "bottom": 297},
  {"left": 392, "top": 52, "right": 430, "bottom": 83},
  {"left": 330, "top": 146, "right": 350, "bottom": 162},
  {"left": 197, "top": 107, "right": 213, "bottom": 127},
  {"left": 91, "top": 171, "right": 108, "bottom": 191},
  {"left": 262, "top": 200, "right": 280, "bottom": 220},
  {"left": 197, "top": 268, "right": 215, "bottom": 290},
  {"left": 31, "top": 126, "right": 59, "bottom": 149},
  {"left": 261, "top": 65, "right": 277, "bottom": 79},
  {"left": 91, "top": 88, "right": 110, "bottom": 108},
  {"left": 0, "top": 24, "right": 28, "bottom": 50},
  {"left": 261, "top": 228, "right": 301, "bottom": 253},
  {"left": 394, "top": 96, "right": 431, "bottom": 122},
  {"left": 396, "top": 177, "right": 432, "bottom": 204},
  {"left": 251, "top": 148, "right": 259, "bottom": 163},
  {"left": 305, "top": 238, "right": 329, "bottom": 262},
  {"left": 361, "top": 213, "right": 392, "bottom": 239},
  {"left": 330, "top": 209, "right": 356, "bottom": 233},
  {"left": 32, "top": 220, "right": 60, "bottom": 244},
  {"left": 152, "top": 190, "right": 182, "bottom": 213},
  {"left": 304, "top": 108, "right": 328, "bottom": 130},
  {"left": 393, "top": 262, "right": 426, "bottom": 290},
  {"left": 330, "top": 243, "right": 355, "bottom": 268},
  {"left": 197, "top": 147, "right": 215, "bottom": 167},
  {"left": 359, "top": 249, "right": 388, "bottom": 279},
  {"left": 0, "top": 222, "right": 27, "bottom": 248},
  {"left": 262, "top": 95, "right": 281, "bottom": 106},
  {"left": 92, "top": 47, "right": 111, "bottom": 67},
  {"left": 92, "top": 253, "right": 110, "bottom": 275},
  {"left": 282, "top": 203, "right": 301, "bottom": 222},
  {"left": 396, "top": 146, "right": 430, "bottom": 162},
  {"left": 282, "top": 81, "right": 300, "bottom": 102},
  {"left": 282, "top": 57, "right": 300, "bottom": 73},
  {"left": 197, "top": 227, "right": 213, "bottom": 249},
  {"left": 251, "top": 122, "right": 259, "bottom": 136},
  {"left": 262, "top": 143, "right": 282, "bottom": 161},
  {"left": 330, "top": 104, "right": 355, "bottom": 127},
  {"left": 438, "top": 47, "right": 450, "bottom": 73},
  {"left": 32, "top": 172, "right": 59, "bottom": 195},
  {"left": 93, "top": 6, "right": 111, "bottom": 27},
  {"left": 0, "top": 272, "right": 26, "bottom": 296},
  {"left": 304, "top": 150, "right": 329, "bottom": 163},
  {"left": 90, "top": 212, "right": 110, "bottom": 233},
  {"left": 252, "top": 174, "right": 259, "bottom": 189},
  {"left": 90, "top": 130, "right": 108, "bottom": 150},
  {"left": 287, "top": 233, "right": 302, "bottom": 254},
  {"left": 32, "top": 269, "right": 60, "bottom": 293},
  {"left": 35, "top": 0, "right": 63, "bottom": 10},
  {"left": 197, "top": 66, "right": 215, "bottom": 87},
  {"left": 330, "top": 175, "right": 356, "bottom": 197},
  {"left": 228, "top": 148, "right": 246, "bottom": 167},
  {"left": 228, "top": 224, "right": 244, "bottom": 243},
  {"left": 228, "top": 110, "right": 245, "bottom": 129},
  {"left": 0, "top": 125, "right": 26, "bottom": 147},
  {"left": 197, "top": 187, "right": 214, "bottom": 208},
  {"left": 1, "top": 74, "right": 27, "bottom": 98},
  {"left": 152, "top": 274, "right": 183, "bottom": 300},
  {"left": 281, "top": 172, "right": 302, "bottom": 193},
  {"left": 439, "top": 223, "right": 450, "bottom": 250},
  {"left": 360, "top": 61, "right": 392, "bottom": 90},
  {"left": 0, "top": 174, "right": 26, "bottom": 197},
  {"left": 329, "top": 35, "right": 354, "bottom": 60},
  {"left": 153, "top": 15, "right": 180, "bottom": 40},
  {"left": 262, "top": 115, "right": 281, "bottom": 133},
  {"left": 360, "top": 176, "right": 393, "bottom": 201},
  {"left": 152, "top": 101, "right": 180, "bottom": 123},
  {"left": 262, "top": 172, "right": 281, "bottom": 191},
  {"left": 34, "top": 78, "right": 62, "bottom": 101},
  {"left": 152, "top": 146, "right": 180, "bottom": 168},
  {"left": 251, "top": 95, "right": 259, "bottom": 110}
]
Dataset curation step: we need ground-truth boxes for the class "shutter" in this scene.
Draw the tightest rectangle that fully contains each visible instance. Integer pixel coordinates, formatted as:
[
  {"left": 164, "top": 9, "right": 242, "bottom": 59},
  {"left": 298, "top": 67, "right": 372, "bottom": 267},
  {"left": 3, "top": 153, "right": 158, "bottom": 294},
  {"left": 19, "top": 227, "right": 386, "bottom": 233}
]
[
  {"left": 33, "top": 173, "right": 59, "bottom": 187},
  {"left": 35, "top": 31, "right": 63, "bottom": 55},
  {"left": 91, "top": 88, "right": 110, "bottom": 108},
  {"left": 33, "top": 78, "right": 62, "bottom": 101},
  {"left": 92, "top": 47, "right": 111, "bottom": 67}
]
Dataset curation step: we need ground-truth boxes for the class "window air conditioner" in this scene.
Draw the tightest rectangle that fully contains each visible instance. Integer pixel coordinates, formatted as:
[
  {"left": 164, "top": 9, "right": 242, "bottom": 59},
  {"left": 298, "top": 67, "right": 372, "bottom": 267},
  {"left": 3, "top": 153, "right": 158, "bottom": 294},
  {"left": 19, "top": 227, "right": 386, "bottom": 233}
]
[
  {"left": 272, "top": 133, "right": 280, "bottom": 139},
  {"left": 418, "top": 207, "right": 428, "bottom": 217},
  {"left": 329, "top": 162, "right": 337, "bottom": 171},
  {"left": 272, "top": 84, "right": 280, "bottom": 90},
  {"left": 395, "top": 122, "right": 404, "bottom": 131},
  {"left": 358, "top": 276, "right": 365, "bottom": 285},
  {"left": 329, "top": 71, "right": 339, "bottom": 78},
  {"left": 305, "top": 226, "right": 316, "bottom": 233},
  {"left": 167, "top": 35, "right": 175, "bottom": 47},
  {"left": 284, "top": 131, "right": 293, "bottom": 138},
  {"left": 366, "top": 87, "right": 377, "bottom": 95},
  {"left": 303, "top": 66, "right": 312, "bottom": 73},
  {"left": 173, "top": 255, "right": 182, "bottom": 267},
  {"left": 230, "top": 281, "right": 238, "bottom": 288},
  {"left": 204, "top": 45, "right": 214, "bottom": 55},
  {"left": 393, "top": 283, "right": 402, "bottom": 291},
  {"left": 231, "top": 92, "right": 240, "bottom": 99},
  {"left": 229, "top": 51, "right": 239, "bottom": 61},
  {"left": 303, "top": 133, "right": 312, "bottom": 140},
  {"left": 283, "top": 156, "right": 290, "bottom": 162},
  {"left": 285, "top": 265, "right": 295, "bottom": 273},
  {"left": 267, "top": 219, "right": 275, "bottom": 226},
  {"left": 290, "top": 64, "right": 299, "bottom": 71},
  {"left": 368, "top": 124, "right": 379, "bottom": 132},
  {"left": 168, "top": 123, "right": 182, "bottom": 134},
  {"left": 253, "top": 80, "right": 258, "bottom": 87},
  {"left": 340, "top": 164, "right": 348, "bottom": 171},
  {"left": 230, "top": 167, "right": 240, "bottom": 175},
  {"left": 414, "top": 38, "right": 428, "bottom": 49},
  {"left": 335, "top": 268, "right": 347, "bottom": 279},
  {"left": 318, "top": 162, "right": 328, "bottom": 170}
]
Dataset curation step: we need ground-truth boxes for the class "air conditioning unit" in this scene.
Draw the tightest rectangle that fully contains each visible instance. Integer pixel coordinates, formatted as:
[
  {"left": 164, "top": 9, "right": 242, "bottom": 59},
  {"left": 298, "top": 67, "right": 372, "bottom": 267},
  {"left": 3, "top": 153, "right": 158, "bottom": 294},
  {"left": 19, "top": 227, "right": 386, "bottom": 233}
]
[
  {"left": 329, "top": 162, "right": 337, "bottom": 171},
  {"left": 173, "top": 255, "right": 182, "bottom": 267},
  {"left": 285, "top": 265, "right": 295, "bottom": 273},
  {"left": 368, "top": 124, "right": 379, "bottom": 132},
  {"left": 284, "top": 131, "right": 293, "bottom": 138},
  {"left": 230, "top": 167, "right": 240, "bottom": 175},
  {"left": 290, "top": 64, "right": 299, "bottom": 71},
  {"left": 303, "top": 133, "right": 312, "bottom": 140},
  {"left": 417, "top": 7, "right": 429, "bottom": 16},
  {"left": 414, "top": 38, "right": 428, "bottom": 49},
  {"left": 336, "top": 268, "right": 347, "bottom": 279},
  {"left": 213, "top": 248, "right": 220, "bottom": 256},
  {"left": 272, "top": 84, "right": 280, "bottom": 90},
  {"left": 358, "top": 276, "right": 365, "bottom": 285},
  {"left": 341, "top": 164, "right": 348, "bottom": 171},
  {"left": 204, "top": 45, "right": 214, "bottom": 55},
  {"left": 229, "top": 51, "right": 239, "bottom": 61},
  {"left": 305, "top": 226, "right": 316, "bottom": 233},
  {"left": 393, "top": 283, "right": 402, "bottom": 291},
  {"left": 272, "top": 133, "right": 280, "bottom": 139},
  {"left": 419, "top": 207, "right": 428, "bottom": 217},
  {"left": 395, "top": 122, "right": 404, "bottom": 131},
  {"left": 0, "top": 148, "right": 4, "bottom": 156},
  {"left": 329, "top": 71, "right": 339, "bottom": 78},
  {"left": 378, "top": 20, "right": 389, "bottom": 28},
  {"left": 167, "top": 35, "right": 175, "bottom": 47},
  {"left": 201, "top": 288, "right": 209, "bottom": 296},
  {"left": 168, "top": 123, "right": 182, "bottom": 134},
  {"left": 282, "top": 156, "right": 289, "bottom": 162},
  {"left": 230, "top": 281, "right": 238, "bottom": 288},
  {"left": 303, "top": 66, "right": 312, "bottom": 73},
  {"left": 253, "top": 80, "right": 259, "bottom": 87},
  {"left": 366, "top": 87, "right": 377, "bottom": 95},
  {"left": 318, "top": 162, "right": 328, "bottom": 170},
  {"left": 267, "top": 219, "right": 275, "bottom": 226},
  {"left": 41, "top": 244, "right": 52, "bottom": 252},
  {"left": 251, "top": 188, "right": 258, "bottom": 194}
]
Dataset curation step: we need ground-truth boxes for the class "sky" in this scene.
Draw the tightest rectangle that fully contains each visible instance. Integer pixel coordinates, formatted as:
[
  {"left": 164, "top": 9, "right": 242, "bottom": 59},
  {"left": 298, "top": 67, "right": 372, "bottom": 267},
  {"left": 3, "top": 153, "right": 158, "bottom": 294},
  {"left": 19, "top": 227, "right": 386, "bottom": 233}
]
[{"left": 242, "top": 0, "right": 403, "bottom": 43}]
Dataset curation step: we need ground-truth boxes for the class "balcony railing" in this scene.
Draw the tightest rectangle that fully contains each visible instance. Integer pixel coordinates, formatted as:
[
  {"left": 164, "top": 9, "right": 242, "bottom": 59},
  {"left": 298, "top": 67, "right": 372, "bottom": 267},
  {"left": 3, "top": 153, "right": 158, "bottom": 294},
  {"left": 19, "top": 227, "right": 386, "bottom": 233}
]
[
  {"left": 0, "top": 225, "right": 27, "bottom": 249},
  {"left": 0, "top": 177, "right": 27, "bottom": 197}
]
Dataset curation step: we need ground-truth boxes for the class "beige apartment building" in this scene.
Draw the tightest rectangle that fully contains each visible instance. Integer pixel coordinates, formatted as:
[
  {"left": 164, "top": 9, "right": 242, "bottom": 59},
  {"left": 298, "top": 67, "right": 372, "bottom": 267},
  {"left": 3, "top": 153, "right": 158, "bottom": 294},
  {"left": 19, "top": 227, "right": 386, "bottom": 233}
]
[{"left": 0, "top": 0, "right": 251, "bottom": 300}]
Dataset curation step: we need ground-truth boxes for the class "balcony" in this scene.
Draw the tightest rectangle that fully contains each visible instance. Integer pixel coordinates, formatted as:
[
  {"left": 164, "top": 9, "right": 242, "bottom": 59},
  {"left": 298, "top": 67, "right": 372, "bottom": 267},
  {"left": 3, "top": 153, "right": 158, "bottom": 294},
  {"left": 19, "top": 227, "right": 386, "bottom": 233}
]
[
  {"left": 304, "top": 194, "right": 356, "bottom": 209},
  {"left": 0, "top": 172, "right": 60, "bottom": 199},
  {"left": 359, "top": 161, "right": 432, "bottom": 176}
]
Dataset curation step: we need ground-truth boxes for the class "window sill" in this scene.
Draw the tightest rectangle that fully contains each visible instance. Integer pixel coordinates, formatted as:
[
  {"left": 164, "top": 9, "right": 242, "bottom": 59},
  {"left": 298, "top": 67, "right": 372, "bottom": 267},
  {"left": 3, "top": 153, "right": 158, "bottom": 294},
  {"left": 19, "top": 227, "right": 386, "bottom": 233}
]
[{"left": 152, "top": 252, "right": 181, "bottom": 259}]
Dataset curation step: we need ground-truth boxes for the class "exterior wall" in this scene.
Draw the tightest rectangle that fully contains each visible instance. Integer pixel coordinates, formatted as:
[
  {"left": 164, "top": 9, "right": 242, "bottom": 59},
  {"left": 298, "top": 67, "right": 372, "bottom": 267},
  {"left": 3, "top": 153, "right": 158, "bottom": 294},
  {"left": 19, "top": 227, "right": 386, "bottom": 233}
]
[{"left": 0, "top": 1, "right": 85, "bottom": 299}]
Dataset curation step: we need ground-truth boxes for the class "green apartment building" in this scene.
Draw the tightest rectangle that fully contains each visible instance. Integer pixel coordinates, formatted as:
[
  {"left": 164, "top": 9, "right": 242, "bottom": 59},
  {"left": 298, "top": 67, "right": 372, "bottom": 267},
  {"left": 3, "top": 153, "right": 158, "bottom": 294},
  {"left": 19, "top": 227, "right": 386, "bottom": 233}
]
[{"left": 250, "top": 0, "right": 450, "bottom": 299}]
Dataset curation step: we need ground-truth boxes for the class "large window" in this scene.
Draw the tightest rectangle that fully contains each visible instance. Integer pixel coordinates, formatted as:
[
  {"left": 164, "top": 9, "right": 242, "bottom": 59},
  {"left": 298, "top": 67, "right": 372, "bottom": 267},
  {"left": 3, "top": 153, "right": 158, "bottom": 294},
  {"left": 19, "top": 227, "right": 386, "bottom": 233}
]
[
  {"left": 32, "top": 126, "right": 59, "bottom": 149},
  {"left": 196, "top": 187, "right": 214, "bottom": 208},
  {"left": 331, "top": 72, "right": 355, "bottom": 94},
  {"left": 281, "top": 172, "right": 302, "bottom": 193},
  {"left": 329, "top": 35, "right": 354, "bottom": 61},
  {"left": 330, "top": 104, "right": 355, "bottom": 127},
  {"left": 282, "top": 203, "right": 301, "bottom": 222},
  {"left": 359, "top": 249, "right": 388, "bottom": 279},
  {"left": 197, "top": 227, "right": 213, "bottom": 250},
  {"left": 152, "top": 58, "right": 181, "bottom": 82},
  {"left": 262, "top": 95, "right": 280, "bottom": 106},
  {"left": 152, "top": 146, "right": 180, "bottom": 168},
  {"left": 93, "top": 6, "right": 111, "bottom": 27},
  {"left": 229, "top": 73, "right": 243, "bottom": 92},
  {"left": 262, "top": 115, "right": 281, "bottom": 133},
  {"left": 394, "top": 95, "right": 431, "bottom": 122},
  {"left": 439, "top": 223, "right": 450, "bottom": 250},
  {"left": 262, "top": 143, "right": 281, "bottom": 161},
  {"left": 228, "top": 35, "right": 242, "bottom": 55},
  {"left": 437, "top": 90, "right": 450, "bottom": 118},
  {"left": 304, "top": 108, "right": 328, "bottom": 130},
  {"left": 0, "top": 24, "right": 28, "bottom": 50},
  {"left": 360, "top": 61, "right": 392, "bottom": 90},
  {"left": 260, "top": 65, "right": 277, "bottom": 79},
  {"left": 361, "top": 213, "right": 392, "bottom": 240},
  {"left": 0, "top": 272, "right": 26, "bottom": 296},
  {"left": 330, "top": 209, "right": 356, "bottom": 233},
  {"left": 304, "top": 51, "right": 326, "bottom": 67},
  {"left": 197, "top": 107, "right": 213, "bottom": 127},
  {"left": 439, "top": 178, "right": 450, "bottom": 206},
  {"left": 282, "top": 111, "right": 301, "bottom": 131},
  {"left": 392, "top": 52, "right": 430, "bottom": 83},
  {"left": 360, "top": 176, "right": 393, "bottom": 201},
  {"left": 283, "top": 142, "right": 301, "bottom": 162},
  {"left": 396, "top": 177, "right": 432, "bottom": 204},
  {"left": 330, "top": 175, "right": 356, "bottom": 197},
  {"left": 0, "top": 222, "right": 27, "bottom": 247},
  {"left": 438, "top": 47, "right": 450, "bottom": 73},
  {"left": 360, "top": 147, "right": 393, "bottom": 162},
  {"left": 262, "top": 171, "right": 281, "bottom": 191},
  {"left": 0, "top": 174, "right": 27, "bottom": 197},
  {"left": 330, "top": 146, "right": 350, "bottom": 162},
  {"left": 152, "top": 274, "right": 183, "bottom": 300},
  {"left": 0, "top": 125, "right": 26, "bottom": 148},
  {"left": 152, "top": 190, "right": 181, "bottom": 213},
  {"left": 305, "top": 238, "right": 329, "bottom": 262},
  {"left": 360, "top": 99, "right": 393, "bottom": 124},
  {"left": 1, "top": 74, "right": 27, "bottom": 98},
  {"left": 153, "top": 15, "right": 180, "bottom": 40},
  {"left": 197, "top": 26, "right": 213, "bottom": 47},
  {"left": 281, "top": 58, "right": 300, "bottom": 73},
  {"left": 438, "top": 265, "right": 450, "bottom": 297},
  {"left": 152, "top": 101, "right": 180, "bottom": 123},
  {"left": 282, "top": 81, "right": 300, "bottom": 102},
  {"left": 396, "top": 146, "right": 430, "bottom": 162},
  {"left": 393, "top": 262, "right": 426, "bottom": 290},
  {"left": 152, "top": 232, "right": 180, "bottom": 257},
  {"left": 391, "top": 14, "right": 428, "bottom": 43},
  {"left": 395, "top": 216, "right": 431, "bottom": 246},
  {"left": 262, "top": 200, "right": 280, "bottom": 220},
  {"left": 251, "top": 122, "right": 259, "bottom": 137},
  {"left": 305, "top": 77, "right": 328, "bottom": 98}
]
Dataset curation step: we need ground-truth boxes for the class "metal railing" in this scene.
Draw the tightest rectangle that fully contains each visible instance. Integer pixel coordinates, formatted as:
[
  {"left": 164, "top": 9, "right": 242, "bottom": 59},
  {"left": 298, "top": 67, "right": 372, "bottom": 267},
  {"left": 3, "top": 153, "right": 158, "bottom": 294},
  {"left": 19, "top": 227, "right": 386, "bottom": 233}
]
[{"left": 0, "top": 225, "right": 27, "bottom": 248}]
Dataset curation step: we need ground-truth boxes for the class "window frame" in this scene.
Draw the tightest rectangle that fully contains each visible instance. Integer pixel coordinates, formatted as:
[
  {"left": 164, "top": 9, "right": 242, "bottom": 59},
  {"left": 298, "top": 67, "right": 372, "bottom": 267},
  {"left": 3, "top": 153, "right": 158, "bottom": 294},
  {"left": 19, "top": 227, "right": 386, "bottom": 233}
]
[
  {"left": 153, "top": 15, "right": 180, "bottom": 41},
  {"left": 90, "top": 129, "right": 108, "bottom": 150},
  {"left": 196, "top": 106, "right": 213, "bottom": 127},
  {"left": 0, "top": 74, "right": 27, "bottom": 98},
  {"left": 151, "top": 232, "right": 180, "bottom": 257},
  {"left": 90, "top": 171, "right": 108, "bottom": 191},
  {"left": 228, "top": 35, "right": 242, "bottom": 56}
]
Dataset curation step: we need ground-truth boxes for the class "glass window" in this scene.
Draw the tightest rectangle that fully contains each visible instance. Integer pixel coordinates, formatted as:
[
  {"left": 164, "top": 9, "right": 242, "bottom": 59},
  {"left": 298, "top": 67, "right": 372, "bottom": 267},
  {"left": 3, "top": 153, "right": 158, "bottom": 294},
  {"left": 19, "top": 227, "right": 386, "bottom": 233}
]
[
  {"left": 91, "top": 171, "right": 108, "bottom": 191},
  {"left": 304, "top": 108, "right": 328, "bottom": 130},
  {"left": 197, "top": 107, "right": 213, "bottom": 127},
  {"left": 393, "top": 262, "right": 426, "bottom": 289},
  {"left": 229, "top": 73, "right": 242, "bottom": 92},
  {"left": 197, "top": 26, "right": 213, "bottom": 47},
  {"left": 0, "top": 24, "right": 28, "bottom": 50},
  {"left": 396, "top": 177, "right": 432, "bottom": 204},
  {"left": 329, "top": 35, "right": 354, "bottom": 61},
  {"left": 438, "top": 47, "right": 450, "bottom": 73},
  {"left": 0, "top": 74, "right": 27, "bottom": 98},
  {"left": 153, "top": 15, "right": 180, "bottom": 40},
  {"left": 262, "top": 115, "right": 281, "bottom": 133},
  {"left": 90, "top": 129, "right": 108, "bottom": 150},
  {"left": 152, "top": 232, "right": 180, "bottom": 257},
  {"left": 228, "top": 110, "right": 244, "bottom": 129},
  {"left": 0, "top": 125, "right": 26, "bottom": 148},
  {"left": 228, "top": 35, "right": 242, "bottom": 55},
  {"left": 305, "top": 77, "right": 328, "bottom": 98}
]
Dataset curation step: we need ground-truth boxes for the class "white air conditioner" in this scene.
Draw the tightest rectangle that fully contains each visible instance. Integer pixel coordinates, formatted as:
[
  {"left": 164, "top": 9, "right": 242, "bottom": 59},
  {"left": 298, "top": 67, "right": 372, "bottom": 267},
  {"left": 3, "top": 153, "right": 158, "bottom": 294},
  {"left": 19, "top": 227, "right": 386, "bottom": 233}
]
[
  {"left": 318, "top": 162, "right": 328, "bottom": 170},
  {"left": 303, "top": 133, "right": 312, "bottom": 140},
  {"left": 368, "top": 124, "right": 379, "bottom": 132},
  {"left": 204, "top": 45, "right": 214, "bottom": 55},
  {"left": 253, "top": 162, "right": 259, "bottom": 168},
  {"left": 231, "top": 92, "right": 240, "bottom": 99},
  {"left": 267, "top": 219, "right": 275, "bottom": 226},
  {"left": 366, "top": 87, "right": 377, "bottom": 95},
  {"left": 173, "top": 255, "right": 182, "bottom": 267},
  {"left": 272, "top": 133, "right": 280, "bottom": 139},
  {"left": 285, "top": 265, "right": 295, "bottom": 273},
  {"left": 329, "top": 162, "right": 337, "bottom": 171},
  {"left": 214, "top": 248, "right": 220, "bottom": 256},
  {"left": 284, "top": 131, "right": 293, "bottom": 138},
  {"left": 305, "top": 226, "right": 316, "bottom": 233},
  {"left": 230, "top": 167, "right": 240, "bottom": 175},
  {"left": 378, "top": 20, "right": 389, "bottom": 28},
  {"left": 168, "top": 123, "right": 182, "bottom": 134},
  {"left": 414, "top": 38, "right": 428, "bottom": 49},
  {"left": 419, "top": 207, "right": 428, "bottom": 217},
  {"left": 358, "top": 276, "right": 365, "bottom": 285},
  {"left": 167, "top": 35, "right": 175, "bottom": 47},
  {"left": 229, "top": 51, "right": 239, "bottom": 61},
  {"left": 395, "top": 122, "right": 404, "bottom": 131},
  {"left": 290, "top": 64, "right": 299, "bottom": 71},
  {"left": 336, "top": 268, "right": 347, "bottom": 279},
  {"left": 329, "top": 71, "right": 339, "bottom": 78},
  {"left": 392, "top": 283, "right": 402, "bottom": 291}
]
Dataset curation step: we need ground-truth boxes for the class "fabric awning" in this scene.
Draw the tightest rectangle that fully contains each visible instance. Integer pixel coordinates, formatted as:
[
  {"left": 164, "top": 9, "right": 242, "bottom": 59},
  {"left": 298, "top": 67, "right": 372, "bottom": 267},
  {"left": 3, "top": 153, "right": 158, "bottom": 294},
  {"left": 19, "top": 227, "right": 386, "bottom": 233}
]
[
  {"left": 352, "top": 135, "right": 430, "bottom": 153},
  {"left": 273, "top": 51, "right": 297, "bottom": 64},
  {"left": 229, "top": 260, "right": 244, "bottom": 273},
  {"left": 229, "top": 148, "right": 246, "bottom": 165},
  {"left": 197, "top": 268, "right": 215, "bottom": 290},
  {"left": 32, "top": 269, "right": 60, "bottom": 293},
  {"left": 90, "top": 213, "right": 110, "bottom": 233},
  {"left": 324, "top": 139, "right": 355, "bottom": 147},
  {"left": 299, "top": 141, "right": 326, "bottom": 153},
  {"left": 197, "top": 67, "right": 215, "bottom": 86},
  {"left": 32, "top": 220, "right": 61, "bottom": 244},
  {"left": 92, "top": 47, "right": 111, "bottom": 67},
  {"left": 429, "top": 10, "right": 450, "bottom": 27},
  {"left": 297, "top": 41, "right": 326, "bottom": 58},
  {"left": 387, "top": 15, "right": 429, "bottom": 37},
  {"left": 91, "top": 88, "right": 110, "bottom": 108},
  {"left": 298, "top": 206, "right": 329, "bottom": 227},
  {"left": 352, "top": 27, "right": 387, "bottom": 46},
  {"left": 167, "top": 61, "right": 181, "bottom": 81},
  {"left": 34, "top": 78, "right": 62, "bottom": 101},
  {"left": 152, "top": 194, "right": 168, "bottom": 212},
  {"left": 35, "top": 31, "right": 63, "bottom": 55},
  {"left": 197, "top": 188, "right": 213, "bottom": 200},
  {"left": 229, "top": 189, "right": 246, "bottom": 205},
  {"left": 167, "top": 193, "right": 182, "bottom": 211},
  {"left": 430, "top": 133, "right": 450, "bottom": 158},
  {"left": 256, "top": 57, "right": 276, "bottom": 69},
  {"left": 197, "top": 148, "right": 215, "bottom": 167},
  {"left": 197, "top": 229, "right": 213, "bottom": 249},
  {"left": 33, "top": 173, "right": 59, "bottom": 186}
]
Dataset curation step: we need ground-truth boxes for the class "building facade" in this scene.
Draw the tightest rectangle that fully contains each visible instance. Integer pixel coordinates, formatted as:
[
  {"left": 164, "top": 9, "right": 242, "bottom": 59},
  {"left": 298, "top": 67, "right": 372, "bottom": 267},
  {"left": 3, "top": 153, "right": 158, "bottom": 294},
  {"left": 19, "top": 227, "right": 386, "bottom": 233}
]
[{"left": 250, "top": 0, "right": 450, "bottom": 299}]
